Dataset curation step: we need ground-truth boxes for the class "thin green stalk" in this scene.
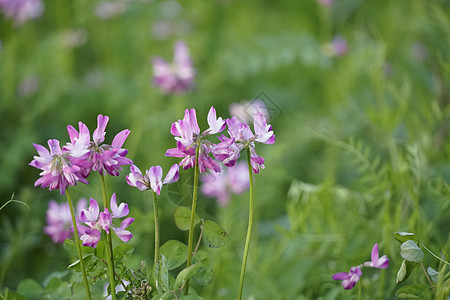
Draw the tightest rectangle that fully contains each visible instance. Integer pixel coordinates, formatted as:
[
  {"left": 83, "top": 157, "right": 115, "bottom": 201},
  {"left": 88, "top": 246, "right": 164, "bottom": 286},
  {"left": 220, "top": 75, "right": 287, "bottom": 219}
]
[
  {"left": 66, "top": 190, "right": 92, "bottom": 300},
  {"left": 100, "top": 174, "right": 116, "bottom": 300},
  {"left": 237, "top": 148, "right": 254, "bottom": 300},
  {"left": 358, "top": 281, "right": 362, "bottom": 300},
  {"left": 184, "top": 145, "right": 200, "bottom": 295},
  {"left": 420, "top": 263, "right": 436, "bottom": 295},
  {"left": 152, "top": 191, "right": 160, "bottom": 265}
]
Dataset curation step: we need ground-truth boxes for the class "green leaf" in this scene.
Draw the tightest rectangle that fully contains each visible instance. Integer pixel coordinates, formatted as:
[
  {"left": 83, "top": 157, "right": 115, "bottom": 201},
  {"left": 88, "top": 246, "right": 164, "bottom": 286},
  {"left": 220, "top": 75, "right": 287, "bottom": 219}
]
[
  {"left": 173, "top": 263, "right": 201, "bottom": 290},
  {"left": 395, "top": 284, "right": 431, "bottom": 298},
  {"left": 394, "top": 232, "right": 418, "bottom": 243},
  {"left": 180, "top": 296, "right": 205, "bottom": 300},
  {"left": 400, "top": 240, "right": 424, "bottom": 263},
  {"left": 67, "top": 254, "right": 97, "bottom": 272},
  {"left": 202, "top": 220, "right": 230, "bottom": 248},
  {"left": 427, "top": 267, "right": 439, "bottom": 284},
  {"left": 396, "top": 260, "right": 416, "bottom": 284},
  {"left": 113, "top": 243, "right": 134, "bottom": 262},
  {"left": 151, "top": 292, "right": 172, "bottom": 300},
  {"left": 94, "top": 240, "right": 106, "bottom": 260},
  {"left": 1, "top": 290, "right": 28, "bottom": 300},
  {"left": 152, "top": 255, "right": 170, "bottom": 293},
  {"left": 192, "top": 250, "right": 213, "bottom": 286},
  {"left": 45, "top": 277, "right": 71, "bottom": 299},
  {"left": 160, "top": 240, "right": 188, "bottom": 270},
  {"left": 174, "top": 207, "right": 201, "bottom": 231},
  {"left": 63, "top": 239, "right": 94, "bottom": 258},
  {"left": 17, "top": 279, "right": 44, "bottom": 299}
]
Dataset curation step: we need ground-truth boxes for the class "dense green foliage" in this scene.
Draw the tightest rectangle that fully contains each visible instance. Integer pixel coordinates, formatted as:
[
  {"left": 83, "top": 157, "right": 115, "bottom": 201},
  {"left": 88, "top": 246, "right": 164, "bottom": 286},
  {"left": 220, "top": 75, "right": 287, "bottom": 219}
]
[{"left": 0, "top": 0, "right": 449, "bottom": 299}]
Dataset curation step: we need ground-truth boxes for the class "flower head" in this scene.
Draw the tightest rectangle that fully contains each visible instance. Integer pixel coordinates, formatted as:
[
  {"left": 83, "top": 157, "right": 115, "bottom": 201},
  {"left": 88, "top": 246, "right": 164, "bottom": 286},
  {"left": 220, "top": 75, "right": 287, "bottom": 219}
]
[
  {"left": 201, "top": 162, "right": 249, "bottom": 206},
  {"left": 0, "top": 0, "right": 44, "bottom": 26},
  {"left": 78, "top": 194, "right": 134, "bottom": 248},
  {"left": 152, "top": 41, "right": 195, "bottom": 94},
  {"left": 89, "top": 114, "right": 133, "bottom": 176},
  {"left": 213, "top": 112, "right": 275, "bottom": 173},
  {"left": 364, "top": 243, "right": 389, "bottom": 269},
  {"left": 30, "top": 139, "right": 89, "bottom": 194},
  {"left": 126, "top": 163, "right": 180, "bottom": 195},
  {"left": 332, "top": 266, "right": 362, "bottom": 290},
  {"left": 44, "top": 198, "right": 87, "bottom": 243},
  {"left": 166, "top": 107, "right": 225, "bottom": 173}
]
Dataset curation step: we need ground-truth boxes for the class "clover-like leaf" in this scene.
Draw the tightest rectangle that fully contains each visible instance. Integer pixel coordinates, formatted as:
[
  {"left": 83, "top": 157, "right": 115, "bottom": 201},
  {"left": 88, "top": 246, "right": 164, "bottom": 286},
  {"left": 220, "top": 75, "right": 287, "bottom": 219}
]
[
  {"left": 202, "top": 220, "right": 230, "bottom": 248},
  {"left": 394, "top": 232, "right": 418, "bottom": 244},
  {"left": 160, "top": 240, "right": 188, "bottom": 270},
  {"left": 174, "top": 207, "right": 201, "bottom": 231},
  {"left": 396, "top": 259, "right": 416, "bottom": 284},
  {"left": 395, "top": 283, "right": 432, "bottom": 298},
  {"left": 173, "top": 263, "right": 201, "bottom": 290},
  {"left": 400, "top": 240, "right": 424, "bottom": 263}
]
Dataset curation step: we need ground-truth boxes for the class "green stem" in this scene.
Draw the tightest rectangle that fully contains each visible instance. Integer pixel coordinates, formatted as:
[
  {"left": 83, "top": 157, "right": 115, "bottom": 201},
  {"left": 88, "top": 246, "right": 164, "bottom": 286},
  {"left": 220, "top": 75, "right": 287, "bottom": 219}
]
[
  {"left": 152, "top": 191, "right": 160, "bottom": 265},
  {"left": 420, "top": 263, "right": 436, "bottom": 295},
  {"left": 358, "top": 281, "right": 362, "bottom": 300},
  {"left": 66, "top": 190, "right": 92, "bottom": 300},
  {"left": 422, "top": 244, "right": 450, "bottom": 266},
  {"left": 185, "top": 145, "right": 200, "bottom": 295},
  {"left": 100, "top": 174, "right": 116, "bottom": 300},
  {"left": 237, "top": 148, "right": 254, "bottom": 300}
]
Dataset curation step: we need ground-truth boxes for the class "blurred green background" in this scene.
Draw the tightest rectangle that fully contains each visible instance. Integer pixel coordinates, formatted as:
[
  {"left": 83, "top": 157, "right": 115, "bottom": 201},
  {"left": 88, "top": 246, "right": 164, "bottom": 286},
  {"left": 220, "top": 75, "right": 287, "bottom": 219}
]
[{"left": 1, "top": 0, "right": 449, "bottom": 299}]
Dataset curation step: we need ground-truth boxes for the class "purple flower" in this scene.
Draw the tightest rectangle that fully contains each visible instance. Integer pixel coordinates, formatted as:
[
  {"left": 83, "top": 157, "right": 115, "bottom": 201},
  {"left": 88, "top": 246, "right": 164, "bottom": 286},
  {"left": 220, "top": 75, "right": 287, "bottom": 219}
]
[
  {"left": 126, "top": 164, "right": 180, "bottom": 194},
  {"left": 30, "top": 139, "right": 89, "bottom": 194},
  {"left": 201, "top": 162, "right": 249, "bottom": 206},
  {"left": 44, "top": 198, "right": 87, "bottom": 243},
  {"left": 0, "top": 0, "right": 44, "bottom": 26},
  {"left": 152, "top": 41, "right": 195, "bottom": 94},
  {"left": 364, "top": 243, "right": 389, "bottom": 269},
  {"left": 90, "top": 114, "right": 132, "bottom": 176},
  {"left": 78, "top": 194, "right": 134, "bottom": 248},
  {"left": 332, "top": 266, "right": 362, "bottom": 290},
  {"left": 213, "top": 112, "right": 275, "bottom": 173},
  {"left": 165, "top": 107, "right": 226, "bottom": 173}
]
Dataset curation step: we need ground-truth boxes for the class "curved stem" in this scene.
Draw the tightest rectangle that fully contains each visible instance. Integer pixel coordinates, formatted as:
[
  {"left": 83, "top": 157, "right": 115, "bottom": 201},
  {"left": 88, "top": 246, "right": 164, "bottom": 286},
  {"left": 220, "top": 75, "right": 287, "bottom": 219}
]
[
  {"left": 152, "top": 191, "right": 160, "bottom": 265},
  {"left": 422, "top": 244, "right": 450, "bottom": 266},
  {"left": 100, "top": 174, "right": 116, "bottom": 300},
  {"left": 237, "top": 148, "right": 254, "bottom": 300},
  {"left": 66, "top": 190, "right": 92, "bottom": 300},
  {"left": 184, "top": 145, "right": 200, "bottom": 295},
  {"left": 420, "top": 263, "right": 436, "bottom": 295}
]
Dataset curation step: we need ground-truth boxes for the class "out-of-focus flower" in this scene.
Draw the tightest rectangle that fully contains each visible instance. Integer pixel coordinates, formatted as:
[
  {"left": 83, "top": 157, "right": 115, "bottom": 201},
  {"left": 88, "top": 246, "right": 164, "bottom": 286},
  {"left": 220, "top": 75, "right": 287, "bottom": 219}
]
[
  {"left": 78, "top": 194, "right": 134, "bottom": 248},
  {"left": 30, "top": 139, "right": 89, "bottom": 195},
  {"left": 45, "top": 198, "right": 87, "bottom": 243},
  {"left": 331, "top": 35, "right": 348, "bottom": 56},
  {"left": 201, "top": 162, "right": 249, "bottom": 206},
  {"left": 95, "top": 1, "right": 126, "bottom": 19},
  {"left": 229, "top": 99, "right": 269, "bottom": 124},
  {"left": 364, "top": 243, "right": 389, "bottom": 269},
  {"left": 317, "top": 0, "right": 333, "bottom": 7},
  {"left": 152, "top": 41, "right": 195, "bottom": 94},
  {"left": 166, "top": 107, "right": 226, "bottom": 173},
  {"left": 126, "top": 164, "right": 179, "bottom": 194},
  {"left": 411, "top": 42, "right": 427, "bottom": 61},
  {"left": 213, "top": 112, "right": 275, "bottom": 173},
  {"left": 61, "top": 29, "right": 88, "bottom": 48},
  {"left": 0, "top": 0, "right": 44, "bottom": 26},
  {"left": 332, "top": 266, "right": 362, "bottom": 290},
  {"left": 17, "top": 75, "right": 39, "bottom": 98}
]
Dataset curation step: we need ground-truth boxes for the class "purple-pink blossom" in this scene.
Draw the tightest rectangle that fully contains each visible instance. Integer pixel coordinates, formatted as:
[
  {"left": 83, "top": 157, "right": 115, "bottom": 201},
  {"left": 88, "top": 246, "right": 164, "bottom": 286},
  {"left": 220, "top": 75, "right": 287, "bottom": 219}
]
[
  {"left": 44, "top": 198, "right": 87, "bottom": 243},
  {"left": 332, "top": 266, "right": 362, "bottom": 290},
  {"left": 201, "top": 162, "right": 249, "bottom": 206},
  {"left": 78, "top": 194, "right": 134, "bottom": 248},
  {"left": 213, "top": 112, "right": 275, "bottom": 173},
  {"left": 165, "top": 107, "right": 226, "bottom": 173},
  {"left": 126, "top": 164, "right": 179, "bottom": 194},
  {"left": 152, "top": 41, "right": 195, "bottom": 94},
  {"left": 64, "top": 114, "right": 133, "bottom": 177},
  {"left": 0, "top": 0, "right": 44, "bottom": 26},
  {"left": 229, "top": 99, "right": 270, "bottom": 124},
  {"left": 30, "top": 139, "right": 89, "bottom": 195},
  {"left": 364, "top": 243, "right": 389, "bottom": 269}
]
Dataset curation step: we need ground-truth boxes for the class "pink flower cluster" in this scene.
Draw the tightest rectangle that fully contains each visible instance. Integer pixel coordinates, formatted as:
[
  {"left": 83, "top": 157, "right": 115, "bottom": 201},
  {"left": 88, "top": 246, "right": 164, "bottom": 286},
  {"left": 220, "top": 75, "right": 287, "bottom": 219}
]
[
  {"left": 30, "top": 114, "right": 132, "bottom": 195},
  {"left": 332, "top": 243, "right": 389, "bottom": 289},
  {"left": 0, "top": 0, "right": 44, "bottom": 26},
  {"left": 165, "top": 106, "right": 275, "bottom": 175},
  {"left": 152, "top": 41, "right": 195, "bottom": 94},
  {"left": 78, "top": 194, "right": 134, "bottom": 248},
  {"left": 44, "top": 199, "right": 87, "bottom": 243}
]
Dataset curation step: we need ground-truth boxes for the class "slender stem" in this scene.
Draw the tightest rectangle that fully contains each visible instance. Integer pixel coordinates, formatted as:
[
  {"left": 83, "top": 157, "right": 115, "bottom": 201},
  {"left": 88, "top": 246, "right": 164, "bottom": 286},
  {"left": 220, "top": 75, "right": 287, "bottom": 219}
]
[
  {"left": 358, "top": 281, "right": 362, "bottom": 300},
  {"left": 152, "top": 191, "right": 160, "bottom": 265},
  {"left": 422, "top": 244, "right": 450, "bottom": 266},
  {"left": 100, "top": 174, "right": 116, "bottom": 300},
  {"left": 184, "top": 144, "right": 200, "bottom": 295},
  {"left": 237, "top": 148, "right": 254, "bottom": 300},
  {"left": 66, "top": 190, "right": 92, "bottom": 300},
  {"left": 420, "top": 263, "right": 436, "bottom": 295}
]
